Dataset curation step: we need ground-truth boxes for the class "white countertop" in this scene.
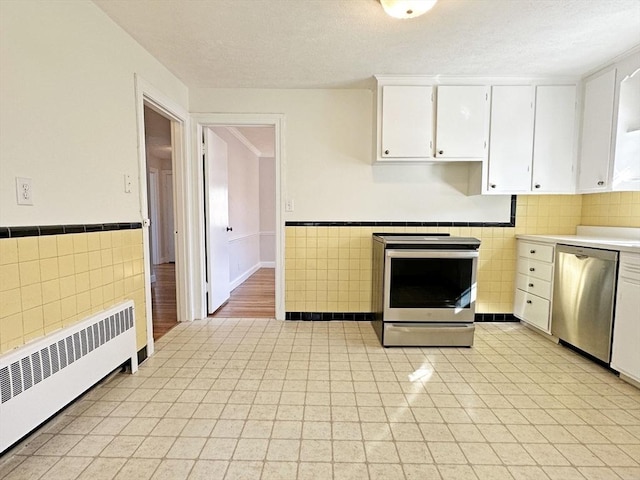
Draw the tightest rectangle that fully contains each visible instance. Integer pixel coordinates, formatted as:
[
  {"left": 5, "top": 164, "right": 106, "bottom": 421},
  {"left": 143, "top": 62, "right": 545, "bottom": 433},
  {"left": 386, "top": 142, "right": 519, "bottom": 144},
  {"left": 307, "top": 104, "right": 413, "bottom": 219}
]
[{"left": 517, "top": 226, "right": 640, "bottom": 253}]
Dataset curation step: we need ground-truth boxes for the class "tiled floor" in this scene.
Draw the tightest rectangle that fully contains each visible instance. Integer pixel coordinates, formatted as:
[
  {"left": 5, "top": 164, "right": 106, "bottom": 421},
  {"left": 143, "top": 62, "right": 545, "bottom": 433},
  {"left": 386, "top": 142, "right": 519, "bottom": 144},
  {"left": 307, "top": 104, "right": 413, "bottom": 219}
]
[{"left": 1, "top": 320, "right": 639, "bottom": 480}]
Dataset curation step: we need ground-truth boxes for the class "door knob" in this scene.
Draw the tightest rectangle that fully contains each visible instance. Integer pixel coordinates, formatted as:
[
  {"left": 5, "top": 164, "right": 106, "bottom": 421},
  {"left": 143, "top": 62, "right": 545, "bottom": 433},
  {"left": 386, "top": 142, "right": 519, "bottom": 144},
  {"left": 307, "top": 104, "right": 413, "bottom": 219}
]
[{"left": 226, "top": 227, "right": 233, "bottom": 232}]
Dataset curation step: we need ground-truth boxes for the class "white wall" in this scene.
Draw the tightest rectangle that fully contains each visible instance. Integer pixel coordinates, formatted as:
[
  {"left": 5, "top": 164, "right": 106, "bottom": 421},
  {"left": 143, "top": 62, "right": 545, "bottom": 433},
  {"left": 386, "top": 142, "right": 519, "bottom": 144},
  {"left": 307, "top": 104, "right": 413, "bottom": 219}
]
[
  {"left": 259, "top": 157, "right": 276, "bottom": 264},
  {"left": 191, "top": 89, "right": 512, "bottom": 223},
  {"left": 0, "top": 1, "right": 189, "bottom": 226},
  {"left": 210, "top": 127, "right": 261, "bottom": 286}
]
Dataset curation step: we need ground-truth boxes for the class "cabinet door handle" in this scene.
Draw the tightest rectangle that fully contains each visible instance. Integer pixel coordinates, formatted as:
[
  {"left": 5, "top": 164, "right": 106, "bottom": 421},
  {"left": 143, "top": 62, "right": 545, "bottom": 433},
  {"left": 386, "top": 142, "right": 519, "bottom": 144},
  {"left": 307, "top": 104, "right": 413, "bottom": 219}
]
[
  {"left": 529, "top": 267, "right": 535, "bottom": 272},
  {"left": 526, "top": 300, "right": 532, "bottom": 304},
  {"left": 528, "top": 283, "right": 534, "bottom": 287},
  {"left": 534, "top": 184, "right": 541, "bottom": 189},
  {"left": 530, "top": 249, "right": 536, "bottom": 254},
  {"left": 226, "top": 227, "right": 233, "bottom": 232},
  {"left": 384, "top": 149, "right": 390, "bottom": 155},
  {"left": 597, "top": 181, "right": 604, "bottom": 186},
  {"left": 490, "top": 184, "right": 496, "bottom": 189},
  {"left": 438, "top": 150, "right": 444, "bottom": 155}
]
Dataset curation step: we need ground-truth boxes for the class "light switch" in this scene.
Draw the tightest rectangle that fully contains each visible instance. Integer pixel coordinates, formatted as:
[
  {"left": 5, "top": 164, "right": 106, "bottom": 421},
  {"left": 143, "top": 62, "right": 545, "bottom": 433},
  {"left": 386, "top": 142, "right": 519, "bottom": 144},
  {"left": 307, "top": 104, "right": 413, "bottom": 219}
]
[
  {"left": 285, "top": 198, "right": 294, "bottom": 212},
  {"left": 16, "top": 177, "right": 33, "bottom": 205}
]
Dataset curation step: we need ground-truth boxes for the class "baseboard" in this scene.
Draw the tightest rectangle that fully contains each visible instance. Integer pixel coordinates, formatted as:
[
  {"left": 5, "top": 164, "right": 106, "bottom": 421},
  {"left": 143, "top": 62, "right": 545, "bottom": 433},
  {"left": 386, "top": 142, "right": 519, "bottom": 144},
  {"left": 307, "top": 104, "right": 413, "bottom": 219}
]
[
  {"left": 260, "top": 261, "right": 275, "bottom": 268},
  {"left": 230, "top": 264, "right": 261, "bottom": 290}
]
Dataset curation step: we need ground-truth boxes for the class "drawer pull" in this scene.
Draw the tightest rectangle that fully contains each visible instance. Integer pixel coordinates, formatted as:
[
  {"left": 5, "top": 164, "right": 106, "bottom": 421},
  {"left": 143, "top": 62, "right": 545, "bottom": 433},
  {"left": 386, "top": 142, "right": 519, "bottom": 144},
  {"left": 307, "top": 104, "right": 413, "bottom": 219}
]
[
  {"left": 530, "top": 249, "right": 536, "bottom": 254},
  {"left": 529, "top": 267, "right": 535, "bottom": 272},
  {"left": 528, "top": 283, "right": 534, "bottom": 287},
  {"left": 526, "top": 300, "right": 532, "bottom": 304}
]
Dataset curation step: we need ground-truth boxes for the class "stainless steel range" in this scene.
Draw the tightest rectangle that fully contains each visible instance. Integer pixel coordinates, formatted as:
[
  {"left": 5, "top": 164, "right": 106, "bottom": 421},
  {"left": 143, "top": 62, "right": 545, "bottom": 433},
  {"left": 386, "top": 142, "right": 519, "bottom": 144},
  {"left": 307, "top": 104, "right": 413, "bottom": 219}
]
[{"left": 372, "top": 233, "right": 481, "bottom": 347}]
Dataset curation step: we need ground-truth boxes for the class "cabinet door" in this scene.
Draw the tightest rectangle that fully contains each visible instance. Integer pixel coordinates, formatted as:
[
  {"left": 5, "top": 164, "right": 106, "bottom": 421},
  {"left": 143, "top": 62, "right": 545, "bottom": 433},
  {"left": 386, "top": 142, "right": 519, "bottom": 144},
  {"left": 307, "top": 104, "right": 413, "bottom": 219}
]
[
  {"left": 435, "top": 86, "right": 488, "bottom": 159},
  {"left": 613, "top": 66, "right": 640, "bottom": 191},
  {"left": 611, "top": 253, "right": 640, "bottom": 382},
  {"left": 578, "top": 69, "right": 616, "bottom": 192},
  {"left": 381, "top": 85, "right": 433, "bottom": 158},
  {"left": 487, "top": 86, "right": 534, "bottom": 193},
  {"left": 532, "top": 86, "right": 577, "bottom": 193}
]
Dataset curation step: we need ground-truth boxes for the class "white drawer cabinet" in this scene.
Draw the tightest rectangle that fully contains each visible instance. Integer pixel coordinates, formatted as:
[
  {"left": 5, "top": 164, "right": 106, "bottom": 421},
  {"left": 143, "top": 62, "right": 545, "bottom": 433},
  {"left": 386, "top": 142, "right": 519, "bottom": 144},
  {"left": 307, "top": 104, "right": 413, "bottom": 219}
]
[
  {"left": 514, "top": 240, "right": 555, "bottom": 333},
  {"left": 611, "top": 252, "right": 640, "bottom": 383}
]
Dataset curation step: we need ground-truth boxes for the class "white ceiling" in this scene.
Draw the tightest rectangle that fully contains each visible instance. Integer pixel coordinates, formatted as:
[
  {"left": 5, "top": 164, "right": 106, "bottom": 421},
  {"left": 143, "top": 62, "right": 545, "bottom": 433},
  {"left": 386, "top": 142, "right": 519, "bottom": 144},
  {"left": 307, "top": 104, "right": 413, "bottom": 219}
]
[{"left": 94, "top": 0, "right": 640, "bottom": 89}]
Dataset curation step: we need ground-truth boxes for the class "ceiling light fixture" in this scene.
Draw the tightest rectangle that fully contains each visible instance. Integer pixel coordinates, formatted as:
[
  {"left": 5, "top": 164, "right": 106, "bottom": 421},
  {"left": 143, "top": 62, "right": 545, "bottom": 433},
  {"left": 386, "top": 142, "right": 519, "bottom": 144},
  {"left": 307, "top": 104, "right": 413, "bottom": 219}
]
[{"left": 379, "top": 0, "right": 438, "bottom": 19}]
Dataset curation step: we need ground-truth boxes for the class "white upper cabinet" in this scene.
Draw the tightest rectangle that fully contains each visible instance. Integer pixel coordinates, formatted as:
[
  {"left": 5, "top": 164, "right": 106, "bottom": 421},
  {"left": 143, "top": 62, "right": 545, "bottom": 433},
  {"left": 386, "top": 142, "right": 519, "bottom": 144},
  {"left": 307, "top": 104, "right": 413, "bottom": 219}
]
[
  {"left": 485, "top": 84, "right": 577, "bottom": 194},
  {"left": 435, "top": 86, "right": 489, "bottom": 160},
  {"left": 578, "top": 68, "right": 616, "bottom": 192},
  {"left": 532, "top": 85, "right": 577, "bottom": 193},
  {"left": 380, "top": 85, "right": 433, "bottom": 159},
  {"left": 487, "top": 86, "right": 535, "bottom": 193},
  {"left": 612, "top": 66, "right": 640, "bottom": 190}
]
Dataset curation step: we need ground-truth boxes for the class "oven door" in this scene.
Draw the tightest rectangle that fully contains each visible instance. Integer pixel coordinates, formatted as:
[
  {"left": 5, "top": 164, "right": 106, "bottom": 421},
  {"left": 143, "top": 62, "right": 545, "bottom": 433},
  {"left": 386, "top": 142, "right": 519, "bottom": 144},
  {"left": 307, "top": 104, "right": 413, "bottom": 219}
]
[{"left": 383, "top": 249, "right": 478, "bottom": 322}]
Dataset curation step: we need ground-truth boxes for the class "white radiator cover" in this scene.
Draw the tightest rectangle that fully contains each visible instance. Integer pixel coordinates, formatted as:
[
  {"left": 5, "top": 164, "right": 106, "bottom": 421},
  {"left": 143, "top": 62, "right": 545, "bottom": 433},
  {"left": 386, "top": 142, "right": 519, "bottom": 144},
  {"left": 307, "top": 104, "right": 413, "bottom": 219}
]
[{"left": 0, "top": 300, "right": 138, "bottom": 453}]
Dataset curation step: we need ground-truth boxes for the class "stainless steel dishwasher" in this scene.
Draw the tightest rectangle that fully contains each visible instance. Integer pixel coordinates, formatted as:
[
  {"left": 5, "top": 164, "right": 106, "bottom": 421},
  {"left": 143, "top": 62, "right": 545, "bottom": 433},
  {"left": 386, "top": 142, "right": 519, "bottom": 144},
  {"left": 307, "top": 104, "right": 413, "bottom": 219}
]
[{"left": 552, "top": 245, "right": 618, "bottom": 363}]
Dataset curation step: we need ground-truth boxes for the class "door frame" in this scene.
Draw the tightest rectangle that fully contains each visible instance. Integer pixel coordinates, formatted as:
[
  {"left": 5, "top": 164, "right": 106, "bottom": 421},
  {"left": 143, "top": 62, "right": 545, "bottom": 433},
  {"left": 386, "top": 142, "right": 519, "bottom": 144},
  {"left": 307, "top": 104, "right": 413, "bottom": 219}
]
[
  {"left": 147, "top": 167, "right": 161, "bottom": 267},
  {"left": 191, "top": 114, "right": 286, "bottom": 321},
  {"left": 135, "top": 75, "right": 192, "bottom": 356}
]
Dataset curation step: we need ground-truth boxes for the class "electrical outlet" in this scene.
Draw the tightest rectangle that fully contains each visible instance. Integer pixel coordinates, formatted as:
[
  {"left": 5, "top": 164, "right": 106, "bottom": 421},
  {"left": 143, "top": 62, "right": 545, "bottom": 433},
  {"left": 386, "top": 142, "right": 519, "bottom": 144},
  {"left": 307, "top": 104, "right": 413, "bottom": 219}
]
[{"left": 16, "top": 177, "right": 33, "bottom": 205}]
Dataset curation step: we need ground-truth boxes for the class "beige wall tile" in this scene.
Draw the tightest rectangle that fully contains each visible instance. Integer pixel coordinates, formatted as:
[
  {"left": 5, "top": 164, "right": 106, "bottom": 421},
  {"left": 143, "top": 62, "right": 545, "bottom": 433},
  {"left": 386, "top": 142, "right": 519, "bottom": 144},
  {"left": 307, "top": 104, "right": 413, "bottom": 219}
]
[
  {"left": 17, "top": 237, "right": 39, "bottom": 262},
  {"left": 0, "top": 239, "right": 19, "bottom": 265},
  {"left": 0, "top": 264, "right": 20, "bottom": 292},
  {"left": 0, "top": 231, "right": 148, "bottom": 354},
  {"left": 19, "top": 260, "right": 41, "bottom": 286}
]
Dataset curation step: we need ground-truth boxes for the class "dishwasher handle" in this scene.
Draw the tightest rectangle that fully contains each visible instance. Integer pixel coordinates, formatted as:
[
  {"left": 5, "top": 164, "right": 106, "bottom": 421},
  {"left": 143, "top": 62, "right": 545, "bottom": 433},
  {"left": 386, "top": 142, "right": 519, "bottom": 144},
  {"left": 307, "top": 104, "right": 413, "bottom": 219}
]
[{"left": 556, "top": 244, "right": 618, "bottom": 263}]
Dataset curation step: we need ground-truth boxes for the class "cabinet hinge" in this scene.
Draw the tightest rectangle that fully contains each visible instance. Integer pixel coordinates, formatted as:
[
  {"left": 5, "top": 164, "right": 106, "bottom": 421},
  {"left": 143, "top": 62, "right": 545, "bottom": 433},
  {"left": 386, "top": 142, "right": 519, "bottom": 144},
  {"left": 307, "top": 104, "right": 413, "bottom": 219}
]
[{"left": 485, "top": 93, "right": 488, "bottom": 101}]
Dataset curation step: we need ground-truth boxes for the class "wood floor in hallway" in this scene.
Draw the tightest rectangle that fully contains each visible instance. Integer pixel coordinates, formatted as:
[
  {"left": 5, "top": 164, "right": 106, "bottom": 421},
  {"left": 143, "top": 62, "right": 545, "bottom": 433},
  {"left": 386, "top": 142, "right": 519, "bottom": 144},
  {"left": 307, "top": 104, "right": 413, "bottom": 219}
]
[
  {"left": 151, "top": 263, "right": 178, "bottom": 340},
  {"left": 210, "top": 268, "right": 275, "bottom": 318}
]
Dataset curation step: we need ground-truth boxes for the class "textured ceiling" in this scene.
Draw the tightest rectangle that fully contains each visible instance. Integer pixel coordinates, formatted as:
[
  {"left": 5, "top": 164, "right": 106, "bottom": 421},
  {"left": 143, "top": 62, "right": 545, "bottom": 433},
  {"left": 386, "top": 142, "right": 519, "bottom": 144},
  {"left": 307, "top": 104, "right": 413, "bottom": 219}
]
[{"left": 94, "top": 0, "right": 640, "bottom": 89}]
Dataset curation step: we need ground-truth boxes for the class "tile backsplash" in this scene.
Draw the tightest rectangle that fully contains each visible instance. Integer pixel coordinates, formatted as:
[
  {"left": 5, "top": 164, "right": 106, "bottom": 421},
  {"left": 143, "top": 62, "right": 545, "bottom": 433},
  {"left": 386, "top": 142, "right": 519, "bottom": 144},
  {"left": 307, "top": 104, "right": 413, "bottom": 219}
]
[
  {"left": 285, "top": 195, "right": 586, "bottom": 314},
  {"left": 581, "top": 191, "right": 640, "bottom": 227},
  {"left": 0, "top": 230, "right": 146, "bottom": 354}
]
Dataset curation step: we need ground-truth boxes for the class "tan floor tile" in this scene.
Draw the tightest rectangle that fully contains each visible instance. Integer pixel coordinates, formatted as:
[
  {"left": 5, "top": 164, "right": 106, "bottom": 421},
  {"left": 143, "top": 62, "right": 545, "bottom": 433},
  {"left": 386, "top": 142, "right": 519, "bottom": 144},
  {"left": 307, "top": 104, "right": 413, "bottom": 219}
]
[
  {"left": 298, "top": 462, "right": 333, "bottom": 480},
  {"left": 300, "top": 439, "right": 332, "bottom": 462},
  {"left": 199, "top": 438, "right": 237, "bottom": 460},
  {"left": 77, "top": 458, "right": 127, "bottom": 480},
  {"left": 261, "top": 461, "right": 298, "bottom": 480},
  {"left": 334, "top": 462, "right": 370, "bottom": 480}
]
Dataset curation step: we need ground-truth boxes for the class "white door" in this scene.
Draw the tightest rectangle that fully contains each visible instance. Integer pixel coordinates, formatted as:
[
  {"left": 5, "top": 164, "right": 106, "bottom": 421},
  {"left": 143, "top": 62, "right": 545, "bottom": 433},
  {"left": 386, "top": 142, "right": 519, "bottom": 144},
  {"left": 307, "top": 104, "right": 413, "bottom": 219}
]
[
  {"left": 204, "top": 128, "right": 231, "bottom": 314},
  {"left": 532, "top": 85, "right": 577, "bottom": 193},
  {"left": 487, "top": 85, "right": 535, "bottom": 193},
  {"left": 435, "top": 85, "right": 488, "bottom": 159}
]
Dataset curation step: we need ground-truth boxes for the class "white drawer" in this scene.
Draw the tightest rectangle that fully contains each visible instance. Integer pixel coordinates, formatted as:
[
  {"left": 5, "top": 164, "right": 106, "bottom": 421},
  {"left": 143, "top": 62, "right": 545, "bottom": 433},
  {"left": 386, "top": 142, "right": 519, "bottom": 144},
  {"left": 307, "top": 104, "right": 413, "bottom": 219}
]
[
  {"left": 514, "top": 289, "right": 551, "bottom": 332},
  {"left": 517, "top": 241, "right": 554, "bottom": 263},
  {"left": 516, "top": 273, "right": 552, "bottom": 299},
  {"left": 517, "top": 258, "right": 553, "bottom": 282}
]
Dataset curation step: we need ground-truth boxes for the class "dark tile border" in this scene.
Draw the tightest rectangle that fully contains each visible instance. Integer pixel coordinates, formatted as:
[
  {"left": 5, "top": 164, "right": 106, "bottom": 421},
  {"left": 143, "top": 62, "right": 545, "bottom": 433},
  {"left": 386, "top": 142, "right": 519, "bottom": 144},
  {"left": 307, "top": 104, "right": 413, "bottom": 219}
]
[
  {"left": 285, "top": 312, "right": 518, "bottom": 322},
  {"left": 474, "top": 313, "right": 518, "bottom": 322},
  {"left": 286, "top": 196, "right": 517, "bottom": 228},
  {"left": 0, "top": 223, "right": 142, "bottom": 239}
]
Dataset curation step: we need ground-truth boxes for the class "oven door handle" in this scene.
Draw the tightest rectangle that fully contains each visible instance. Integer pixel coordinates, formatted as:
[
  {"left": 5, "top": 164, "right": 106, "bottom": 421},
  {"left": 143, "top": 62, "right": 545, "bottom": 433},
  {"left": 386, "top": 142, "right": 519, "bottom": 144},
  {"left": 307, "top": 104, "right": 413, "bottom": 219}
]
[{"left": 386, "top": 249, "right": 479, "bottom": 259}]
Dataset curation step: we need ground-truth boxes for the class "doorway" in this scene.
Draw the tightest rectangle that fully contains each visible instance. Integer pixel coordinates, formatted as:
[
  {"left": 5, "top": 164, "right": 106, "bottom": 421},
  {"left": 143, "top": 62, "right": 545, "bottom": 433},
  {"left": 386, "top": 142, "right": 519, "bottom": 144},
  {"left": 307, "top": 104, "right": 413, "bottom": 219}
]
[
  {"left": 144, "top": 105, "right": 178, "bottom": 339},
  {"left": 204, "top": 125, "right": 277, "bottom": 318}
]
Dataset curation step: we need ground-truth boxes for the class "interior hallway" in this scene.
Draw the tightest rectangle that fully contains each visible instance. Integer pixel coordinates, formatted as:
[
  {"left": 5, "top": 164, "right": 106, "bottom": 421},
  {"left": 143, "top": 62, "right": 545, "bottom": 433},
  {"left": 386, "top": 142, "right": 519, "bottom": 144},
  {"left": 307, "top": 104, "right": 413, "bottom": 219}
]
[
  {"left": 151, "top": 263, "right": 178, "bottom": 340},
  {"left": 210, "top": 268, "right": 275, "bottom": 319},
  {"left": 0, "top": 321, "right": 638, "bottom": 480}
]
